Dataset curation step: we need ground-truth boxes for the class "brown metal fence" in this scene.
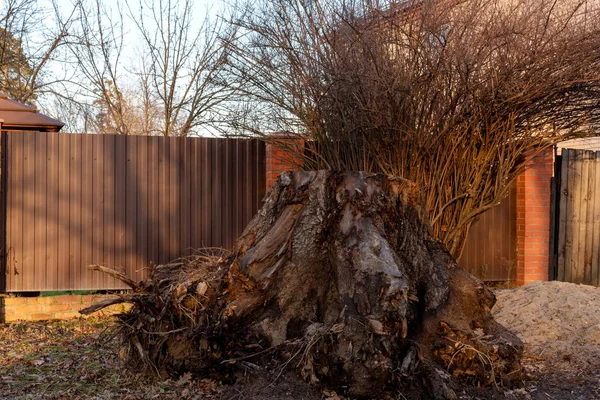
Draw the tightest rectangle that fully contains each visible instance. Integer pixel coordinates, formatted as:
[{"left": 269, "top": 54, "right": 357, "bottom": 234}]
[
  {"left": 1, "top": 131, "right": 265, "bottom": 292},
  {"left": 458, "top": 183, "right": 518, "bottom": 282}
]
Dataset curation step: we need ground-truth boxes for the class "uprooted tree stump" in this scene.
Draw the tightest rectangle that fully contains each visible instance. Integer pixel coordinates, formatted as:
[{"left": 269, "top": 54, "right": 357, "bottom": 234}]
[{"left": 82, "top": 171, "right": 523, "bottom": 399}]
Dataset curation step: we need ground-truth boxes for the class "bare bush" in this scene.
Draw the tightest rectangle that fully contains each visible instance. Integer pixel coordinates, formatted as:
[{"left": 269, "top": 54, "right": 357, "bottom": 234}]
[{"left": 224, "top": 0, "right": 600, "bottom": 256}]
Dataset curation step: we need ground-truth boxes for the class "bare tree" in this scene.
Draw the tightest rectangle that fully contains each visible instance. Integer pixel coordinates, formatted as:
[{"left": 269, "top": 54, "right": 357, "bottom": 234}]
[
  {"left": 68, "top": 0, "right": 134, "bottom": 134},
  {"left": 0, "top": 0, "right": 77, "bottom": 107},
  {"left": 224, "top": 0, "right": 600, "bottom": 257},
  {"left": 129, "top": 0, "right": 234, "bottom": 136},
  {"left": 67, "top": 0, "right": 234, "bottom": 136}
]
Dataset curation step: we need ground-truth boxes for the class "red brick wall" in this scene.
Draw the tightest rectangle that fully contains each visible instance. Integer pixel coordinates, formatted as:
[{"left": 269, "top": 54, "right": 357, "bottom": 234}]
[
  {"left": 265, "top": 135, "right": 305, "bottom": 190},
  {"left": 515, "top": 148, "right": 553, "bottom": 285},
  {"left": 0, "top": 294, "right": 130, "bottom": 322}
]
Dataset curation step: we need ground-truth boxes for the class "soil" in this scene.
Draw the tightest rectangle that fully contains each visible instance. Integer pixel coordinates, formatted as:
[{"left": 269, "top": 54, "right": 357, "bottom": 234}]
[
  {"left": 2, "top": 280, "right": 600, "bottom": 399},
  {"left": 492, "top": 280, "right": 600, "bottom": 400}
]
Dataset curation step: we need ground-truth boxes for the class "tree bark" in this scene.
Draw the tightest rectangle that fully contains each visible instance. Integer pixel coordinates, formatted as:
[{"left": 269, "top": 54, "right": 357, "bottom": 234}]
[{"left": 90, "top": 171, "right": 523, "bottom": 399}]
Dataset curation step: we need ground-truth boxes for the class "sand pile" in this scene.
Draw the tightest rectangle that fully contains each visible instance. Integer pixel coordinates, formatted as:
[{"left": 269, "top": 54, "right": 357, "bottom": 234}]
[{"left": 493, "top": 280, "right": 600, "bottom": 371}]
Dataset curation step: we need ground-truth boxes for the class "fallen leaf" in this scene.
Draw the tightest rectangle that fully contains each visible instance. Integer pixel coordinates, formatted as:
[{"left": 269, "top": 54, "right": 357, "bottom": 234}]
[{"left": 176, "top": 372, "right": 192, "bottom": 386}]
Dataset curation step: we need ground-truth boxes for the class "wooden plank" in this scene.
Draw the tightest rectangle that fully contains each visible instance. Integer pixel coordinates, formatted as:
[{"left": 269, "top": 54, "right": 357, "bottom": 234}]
[
  {"left": 592, "top": 152, "right": 600, "bottom": 287},
  {"left": 564, "top": 150, "right": 577, "bottom": 283},
  {"left": 103, "top": 134, "right": 116, "bottom": 287},
  {"left": 21, "top": 131, "right": 36, "bottom": 291},
  {"left": 575, "top": 151, "right": 589, "bottom": 283},
  {"left": 114, "top": 135, "right": 127, "bottom": 283},
  {"left": 80, "top": 134, "right": 94, "bottom": 289},
  {"left": 34, "top": 132, "right": 47, "bottom": 291},
  {"left": 91, "top": 134, "right": 105, "bottom": 289},
  {"left": 126, "top": 136, "right": 138, "bottom": 281},
  {"left": 569, "top": 150, "right": 583, "bottom": 283},
  {"left": 45, "top": 133, "right": 59, "bottom": 290},
  {"left": 69, "top": 135, "right": 82, "bottom": 290},
  {"left": 584, "top": 151, "right": 595, "bottom": 284},
  {"left": 548, "top": 152, "right": 559, "bottom": 281},
  {"left": 557, "top": 150, "right": 569, "bottom": 281}
]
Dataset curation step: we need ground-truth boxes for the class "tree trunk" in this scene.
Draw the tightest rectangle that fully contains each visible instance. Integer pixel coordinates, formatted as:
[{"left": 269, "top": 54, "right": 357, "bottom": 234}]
[{"left": 84, "top": 171, "right": 523, "bottom": 399}]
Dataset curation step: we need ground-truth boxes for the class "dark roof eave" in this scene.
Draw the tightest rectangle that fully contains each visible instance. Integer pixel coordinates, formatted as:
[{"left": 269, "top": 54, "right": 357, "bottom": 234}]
[{"left": 1, "top": 123, "right": 64, "bottom": 132}]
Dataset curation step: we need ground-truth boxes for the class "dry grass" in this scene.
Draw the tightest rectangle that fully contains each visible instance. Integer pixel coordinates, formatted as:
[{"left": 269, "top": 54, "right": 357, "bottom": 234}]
[{"left": 0, "top": 316, "right": 222, "bottom": 400}]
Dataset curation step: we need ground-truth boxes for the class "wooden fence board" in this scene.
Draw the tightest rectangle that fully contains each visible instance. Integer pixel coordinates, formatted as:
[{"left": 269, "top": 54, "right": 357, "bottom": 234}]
[
  {"left": 1, "top": 132, "right": 266, "bottom": 292},
  {"left": 565, "top": 150, "right": 577, "bottom": 283},
  {"left": 556, "top": 148, "right": 600, "bottom": 286},
  {"left": 594, "top": 152, "right": 600, "bottom": 286},
  {"left": 584, "top": 152, "right": 595, "bottom": 283},
  {"left": 576, "top": 151, "right": 589, "bottom": 283},
  {"left": 557, "top": 151, "right": 569, "bottom": 281}
]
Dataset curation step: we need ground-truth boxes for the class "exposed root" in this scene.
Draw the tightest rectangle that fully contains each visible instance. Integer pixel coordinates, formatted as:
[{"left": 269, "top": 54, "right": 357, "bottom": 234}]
[{"left": 83, "top": 171, "right": 523, "bottom": 399}]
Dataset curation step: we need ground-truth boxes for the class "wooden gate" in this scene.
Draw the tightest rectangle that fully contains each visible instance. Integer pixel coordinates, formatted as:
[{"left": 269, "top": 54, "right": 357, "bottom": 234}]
[
  {"left": 0, "top": 131, "right": 266, "bottom": 292},
  {"left": 554, "top": 148, "right": 600, "bottom": 286}
]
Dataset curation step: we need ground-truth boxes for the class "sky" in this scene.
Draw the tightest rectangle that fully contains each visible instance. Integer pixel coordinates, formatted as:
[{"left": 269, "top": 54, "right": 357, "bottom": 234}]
[
  {"left": 56, "top": 0, "right": 227, "bottom": 66},
  {"left": 42, "top": 0, "right": 231, "bottom": 133}
]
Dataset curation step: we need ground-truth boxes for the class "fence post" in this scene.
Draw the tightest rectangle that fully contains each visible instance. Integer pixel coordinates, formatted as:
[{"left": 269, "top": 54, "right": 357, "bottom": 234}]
[
  {"left": 515, "top": 148, "right": 553, "bottom": 285},
  {"left": 265, "top": 133, "right": 305, "bottom": 191}
]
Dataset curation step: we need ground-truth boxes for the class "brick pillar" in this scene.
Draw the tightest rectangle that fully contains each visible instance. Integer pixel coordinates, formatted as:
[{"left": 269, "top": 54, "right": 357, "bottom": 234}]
[
  {"left": 515, "top": 148, "right": 553, "bottom": 285},
  {"left": 265, "top": 135, "right": 305, "bottom": 190}
]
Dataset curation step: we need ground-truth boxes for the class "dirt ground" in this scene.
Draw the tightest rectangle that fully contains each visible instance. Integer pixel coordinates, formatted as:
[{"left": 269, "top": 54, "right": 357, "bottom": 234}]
[
  {"left": 492, "top": 280, "right": 600, "bottom": 400},
  {"left": 1, "top": 280, "right": 599, "bottom": 399}
]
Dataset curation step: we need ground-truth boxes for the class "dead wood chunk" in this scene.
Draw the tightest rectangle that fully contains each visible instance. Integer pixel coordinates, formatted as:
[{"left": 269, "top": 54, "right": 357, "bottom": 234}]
[{"left": 104, "top": 171, "right": 523, "bottom": 399}]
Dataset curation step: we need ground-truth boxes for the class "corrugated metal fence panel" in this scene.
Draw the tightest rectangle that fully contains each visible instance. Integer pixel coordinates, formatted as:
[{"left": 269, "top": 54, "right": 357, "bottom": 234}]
[
  {"left": 3, "top": 132, "right": 266, "bottom": 292},
  {"left": 557, "top": 148, "right": 600, "bottom": 286},
  {"left": 458, "top": 183, "right": 518, "bottom": 282}
]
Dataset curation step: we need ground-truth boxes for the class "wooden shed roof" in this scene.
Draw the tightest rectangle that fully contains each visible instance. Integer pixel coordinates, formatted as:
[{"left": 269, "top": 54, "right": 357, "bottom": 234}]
[{"left": 0, "top": 93, "right": 64, "bottom": 132}]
